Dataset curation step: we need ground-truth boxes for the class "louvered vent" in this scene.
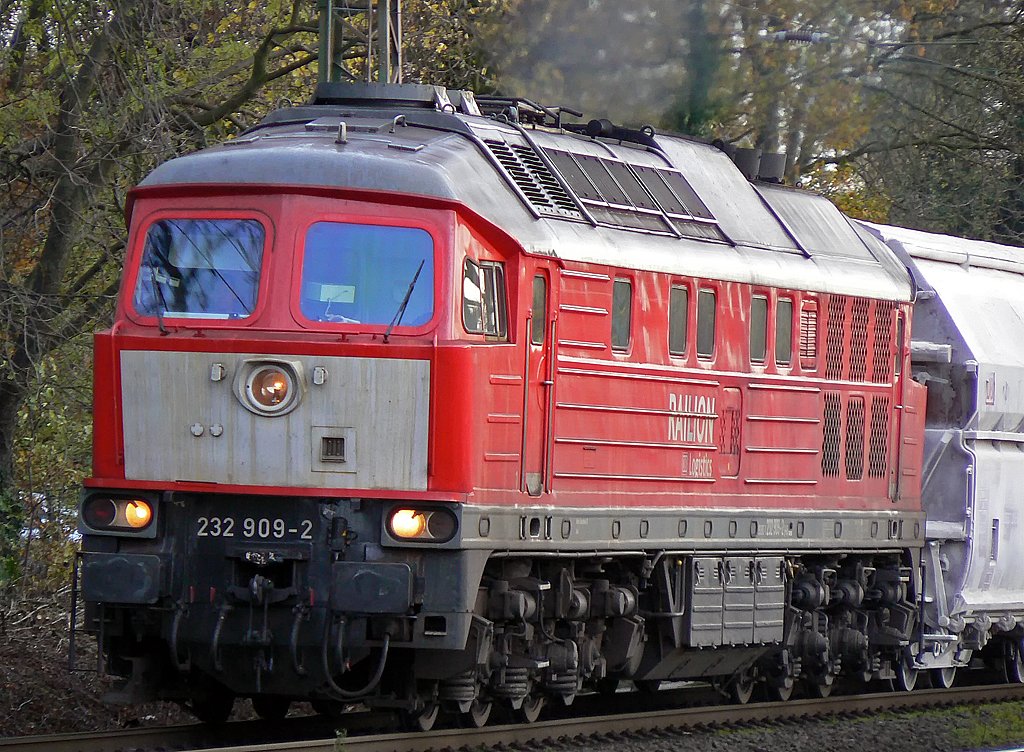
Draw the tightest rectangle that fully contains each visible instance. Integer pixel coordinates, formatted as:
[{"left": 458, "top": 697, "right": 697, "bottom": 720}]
[
  {"left": 825, "top": 297, "right": 847, "bottom": 380},
  {"left": 320, "top": 436, "right": 346, "bottom": 463},
  {"left": 849, "top": 298, "right": 869, "bottom": 382},
  {"left": 845, "top": 397, "right": 865, "bottom": 480},
  {"left": 872, "top": 301, "right": 895, "bottom": 383},
  {"left": 800, "top": 304, "right": 818, "bottom": 369},
  {"left": 484, "top": 140, "right": 582, "bottom": 219},
  {"left": 716, "top": 404, "right": 742, "bottom": 474},
  {"left": 868, "top": 395, "right": 890, "bottom": 478},
  {"left": 822, "top": 391, "right": 842, "bottom": 478}
]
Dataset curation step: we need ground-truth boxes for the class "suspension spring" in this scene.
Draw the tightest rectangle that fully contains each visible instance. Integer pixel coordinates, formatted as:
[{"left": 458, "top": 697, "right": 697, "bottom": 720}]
[
  {"left": 438, "top": 671, "right": 478, "bottom": 702},
  {"left": 545, "top": 671, "right": 579, "bottom": 697},
  {"left": 490, "top": 666, "right": 529, "bottom": 700}
]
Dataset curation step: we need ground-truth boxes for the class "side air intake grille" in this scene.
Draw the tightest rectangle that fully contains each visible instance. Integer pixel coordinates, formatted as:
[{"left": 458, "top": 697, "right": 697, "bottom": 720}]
[
  {"left": 849, "top": 298, "right": 869, "bottom": 382},
  {"left": 872, "top": 301, "right": 895, "bottom": 383},
  {"left": 825, "top": 297, "right": 847, "bottom": 381},
  {"left": 868, "top": 396, "right": 890, "bottom": 478},
  {"left": 845, "top": 397, "right": 865, "bottom": 480},
  {"left": 822, "top": 391, "right": 842, "bottom": 478},
  {"left": 483, "top": 139, "right": 582, "bottom": 219}
]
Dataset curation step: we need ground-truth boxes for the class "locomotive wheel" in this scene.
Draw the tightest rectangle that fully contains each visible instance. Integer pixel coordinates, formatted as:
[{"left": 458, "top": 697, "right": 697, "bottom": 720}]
[
  {"left": 251, "top": 695, "right": 290, "bottom": 721},
  {"left": 1004, "top": 639, "right": 1024, "bottom": 684},
  {"left": 190, "top": 691, "right": 235, "bottom": 724},
  {"left": 804, "top": 676, "right": 834, "bottom": 699},
  {"left": 311, "top": 699, "right": 347, "bottom": 719},
  {"left": 402, "top": 701, "right": 440, "bottom": 732},
  {"left": 764, "top": 679, "right": 794, "bottom": 702},
  {"left": 931, "top": 666, "right": 957, "bottom": 689},
  {"left": 730, "top": 671, "right": 756, "bottom": 705},
  {"left": 634, "top": 679, "right": 662, "bottom": 694},
  {"left": 894, "top": 655, "right": 919, "bottom": 692},
  {"left": 460, "top": 698, "right": 493, "bottom": 728},
  {"left": 514, "top": 692, "right": 546, "bottom": 724}
]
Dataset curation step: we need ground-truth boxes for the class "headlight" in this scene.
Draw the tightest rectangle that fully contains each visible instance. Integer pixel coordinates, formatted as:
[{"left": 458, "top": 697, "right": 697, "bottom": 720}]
[
  {"left": 248, "top": 366, "right": 291, "bottom": 409},
  {"left": 235, "top": 359, "right": 303, "bottom": 416},
  {"left": 82, "top": 497, "right": 154, "bottom": 533},
  {"left": 387, "top": 507, "right": 457, "bottom": 542}
]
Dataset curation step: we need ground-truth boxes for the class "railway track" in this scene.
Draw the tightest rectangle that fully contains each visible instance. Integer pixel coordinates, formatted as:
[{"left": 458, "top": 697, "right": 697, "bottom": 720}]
[{"left": 5, "top": 683, "right": 1024, "bottom": 752}]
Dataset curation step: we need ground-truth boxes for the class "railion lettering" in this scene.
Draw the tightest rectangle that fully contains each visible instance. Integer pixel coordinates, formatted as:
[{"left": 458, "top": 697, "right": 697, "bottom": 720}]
[{"left": 667, "top": 393, "right": 717, "bottom": 445}]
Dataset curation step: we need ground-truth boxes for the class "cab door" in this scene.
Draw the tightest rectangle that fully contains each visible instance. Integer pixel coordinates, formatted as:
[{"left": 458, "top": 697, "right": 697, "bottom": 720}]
[{"left": 522, "top": 265, "right": 555, "bottom": 496}]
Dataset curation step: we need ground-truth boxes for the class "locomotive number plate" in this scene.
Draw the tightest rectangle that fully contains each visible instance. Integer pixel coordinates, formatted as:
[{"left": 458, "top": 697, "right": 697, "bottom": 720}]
[{"left": 195, "top": 515, "right": 313, "bottom": 541}]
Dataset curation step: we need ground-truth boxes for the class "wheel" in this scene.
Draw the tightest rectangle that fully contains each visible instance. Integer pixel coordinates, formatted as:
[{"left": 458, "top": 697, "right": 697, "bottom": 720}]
[
  {"left": 251, "top": 695, "right": 290, "bottom": 721},
  {"left": 894, "top": 654, "right": 919, "bottom": 692},
  {"left": 595, "top": 677, "right": 620, "bottom": 696},
  {"left": 514, "top": 693, "right": 545, "bottom": 724},
  {"left": 931, "top": 666, "right": 957, "bottom": 689},
  {"left": 311, "top": 699, "right": 347, "bottom": 719},
  {"left": 804, "top": 676, "right": 834, "bottom": 698},
  {"left": 402, "top": 701, "right": 440, "bottom": 732},
  {"left": 1005, "top": 639, "right": 1024, "bottom": 684},
  {"left": 730, "top": 671, "right": 755, "bottom": 705},
  {"left": 460, "top": 698, "right": 492, "bottom": 728},
  {"left": 764, "top": 679, "right": 794, "bottom": 702},
  {"left": 634, "top": 679, "right": 661, "bottom": 694},
  {"left": 191, "top": 691, "right": 234, "bottom": 724}
]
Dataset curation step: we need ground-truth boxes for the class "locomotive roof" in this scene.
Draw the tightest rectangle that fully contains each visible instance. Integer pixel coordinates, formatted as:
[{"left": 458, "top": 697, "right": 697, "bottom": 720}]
[{"left": 141, "top": 87, "right": 912, "bottom": 302}]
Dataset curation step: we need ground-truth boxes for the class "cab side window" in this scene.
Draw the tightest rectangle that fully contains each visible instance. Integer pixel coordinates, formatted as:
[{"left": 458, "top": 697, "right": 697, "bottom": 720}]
[
  {"left": 463, "top": 259, "right": 507, "bottom": 338},
  {"left": 611, "top": 278, "right": 632, "bottom": 351},
  {"left": 669, "top": 284, "right": 688, "bottom": 356},
  {"left": 750, "top": 294, "right": 768, "bottom": 363},
  {"left": 531, "top": 275, "right": 547, "bottom": 345},
  {"left": 697, "top": 288, "right": 716, "bottom": 359},
  {"left": 776, "top": 298, "right": 794, "bottom": 365}
]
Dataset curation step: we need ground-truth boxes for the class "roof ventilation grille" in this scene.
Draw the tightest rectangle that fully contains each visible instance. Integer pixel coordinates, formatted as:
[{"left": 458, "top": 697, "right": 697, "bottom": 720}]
[{"left": 484, "top": 139, "right": 583, "bottom": 220}]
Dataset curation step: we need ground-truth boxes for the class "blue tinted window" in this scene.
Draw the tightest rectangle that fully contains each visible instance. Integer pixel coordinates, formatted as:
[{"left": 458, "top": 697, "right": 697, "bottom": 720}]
[
  {"left": 133, "top": 219, "right": 264, "bottom": 319},
  {"left": 300, "top": 223, "right": 434, "bottom": 327}
]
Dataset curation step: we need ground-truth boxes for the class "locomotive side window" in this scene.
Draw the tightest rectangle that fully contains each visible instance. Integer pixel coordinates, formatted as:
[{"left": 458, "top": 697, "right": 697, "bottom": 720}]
[
  {"left": 669, "top": 284, "right": 688, "bottom": 356},
  {"left": 750, "top": 294, "right": 768, "bottom": 363},
  {"left": 133, "top": 218, "right": 264, "bottom": 319},
  {"left": 299, "top": 222, "right": 434, "bottom": 326},
  {"left": 531, "top": 275, "right": 547, "bottom": 346},
  {"left": 697, "top": 289, "right": 716, "bottom": 358},
  {"left": 463, "top": 259, "right": 507, "bottom": 338},
  {"left": 776, "top": 298, "right": 794, "bottom": 365},
  {"left": 611, "top": 278, "right": 632, "bottom": 351}
]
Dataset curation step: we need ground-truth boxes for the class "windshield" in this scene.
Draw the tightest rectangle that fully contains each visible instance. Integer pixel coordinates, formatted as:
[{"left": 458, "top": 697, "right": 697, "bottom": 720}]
[
  {"left": 132, "top": 218, "right": 264, "bottom": 319},
  {"left": 299, "top": 222, "right": 434, "bottom": 327}
]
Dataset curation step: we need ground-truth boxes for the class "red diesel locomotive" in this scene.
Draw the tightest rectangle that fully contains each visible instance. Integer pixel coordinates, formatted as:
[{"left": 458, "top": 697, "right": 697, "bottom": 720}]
[{"left": 76, "top": 83, "right": 929, "bottom": 726}]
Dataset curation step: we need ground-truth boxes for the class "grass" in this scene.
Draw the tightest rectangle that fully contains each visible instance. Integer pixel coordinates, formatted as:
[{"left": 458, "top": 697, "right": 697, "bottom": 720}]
[{"left": 951, "top": 701, "right": 1024, "bottom": 750}]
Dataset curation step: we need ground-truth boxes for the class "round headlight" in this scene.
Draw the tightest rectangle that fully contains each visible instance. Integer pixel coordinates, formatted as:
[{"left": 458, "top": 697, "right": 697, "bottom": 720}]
[
  {"left": 83, "top": 498, "right": 117, "bottom": 529},
  {"left": 390, "top": 509, "right": 427, "bottom": 539},
  {"left": 249, "top": 367, "right": 291, "bottom": 408},
  {"left": 233, "top": 359, "right": 304, "bottom": 417},
  {"left": 124, "top": 500, "right": 153, "bottom": 529}
]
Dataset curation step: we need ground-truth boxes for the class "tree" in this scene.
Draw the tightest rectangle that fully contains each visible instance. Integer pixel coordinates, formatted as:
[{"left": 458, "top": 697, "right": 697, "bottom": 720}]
[
  {"left": 851, "top": 1, "right": 1024, "bottom": 242},
  {"left": 0, "top": 0, "right": 321, "bottom": 573}
]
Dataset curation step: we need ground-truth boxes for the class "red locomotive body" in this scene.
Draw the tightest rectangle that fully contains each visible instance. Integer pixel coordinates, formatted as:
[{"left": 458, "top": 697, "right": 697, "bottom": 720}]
[{"left": 77, "top": 84, "right": 927, "bottom": 723}]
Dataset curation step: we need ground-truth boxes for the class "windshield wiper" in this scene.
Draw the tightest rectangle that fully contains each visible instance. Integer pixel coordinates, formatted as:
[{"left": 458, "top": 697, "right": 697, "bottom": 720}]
[{"left": 383, "top": 260, "right": 425, "bottom": 344}]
